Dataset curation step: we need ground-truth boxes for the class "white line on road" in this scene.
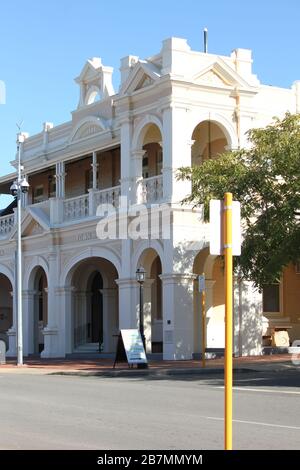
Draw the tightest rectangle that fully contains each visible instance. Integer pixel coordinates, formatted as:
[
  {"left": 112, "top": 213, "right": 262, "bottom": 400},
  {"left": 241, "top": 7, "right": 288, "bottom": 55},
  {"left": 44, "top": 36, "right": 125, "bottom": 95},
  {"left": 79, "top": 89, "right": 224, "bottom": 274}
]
[
  {"left": 217, "top": 386, "right": 300, "bottom": 395},
  {"left": 206, "top": 416, "right": 300, "bottom": 431}
]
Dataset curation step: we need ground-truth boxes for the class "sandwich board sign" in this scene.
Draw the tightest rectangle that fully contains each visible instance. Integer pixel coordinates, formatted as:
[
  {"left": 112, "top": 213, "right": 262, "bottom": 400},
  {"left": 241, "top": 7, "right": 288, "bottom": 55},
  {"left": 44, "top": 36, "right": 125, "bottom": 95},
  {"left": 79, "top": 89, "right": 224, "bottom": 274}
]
[
  {"left": 113, "top": 329, "right": 147, "bottom": 368},
  {"left": 209, "top": 200, "right": 241, "bottom": 256}
]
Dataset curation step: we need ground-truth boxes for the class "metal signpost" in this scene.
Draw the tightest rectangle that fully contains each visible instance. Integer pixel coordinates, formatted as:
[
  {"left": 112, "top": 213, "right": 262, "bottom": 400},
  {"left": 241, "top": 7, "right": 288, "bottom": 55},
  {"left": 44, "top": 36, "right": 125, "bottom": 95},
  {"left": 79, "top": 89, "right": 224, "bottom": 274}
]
[{"left": 209, "top": 193, "right": 241, "bottom": 451}]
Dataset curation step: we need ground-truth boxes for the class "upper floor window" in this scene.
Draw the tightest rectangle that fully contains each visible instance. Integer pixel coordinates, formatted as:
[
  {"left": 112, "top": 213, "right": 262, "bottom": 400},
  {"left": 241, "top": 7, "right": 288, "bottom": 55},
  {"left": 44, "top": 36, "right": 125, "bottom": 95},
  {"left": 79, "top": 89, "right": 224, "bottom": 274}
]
[
  {"left": 33, "top": 185, "right": 44, "bottom": 204},
  {"left": 263, "top": 284, "right": 280, "bottom": 313}
]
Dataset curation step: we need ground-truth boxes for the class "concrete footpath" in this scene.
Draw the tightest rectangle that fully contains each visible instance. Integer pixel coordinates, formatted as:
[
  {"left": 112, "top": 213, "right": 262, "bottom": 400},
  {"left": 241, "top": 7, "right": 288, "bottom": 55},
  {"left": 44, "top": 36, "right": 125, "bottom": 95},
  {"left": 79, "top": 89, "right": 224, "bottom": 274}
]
[{"left": 0, "top": 353, "right": 299, "bottom": 377}]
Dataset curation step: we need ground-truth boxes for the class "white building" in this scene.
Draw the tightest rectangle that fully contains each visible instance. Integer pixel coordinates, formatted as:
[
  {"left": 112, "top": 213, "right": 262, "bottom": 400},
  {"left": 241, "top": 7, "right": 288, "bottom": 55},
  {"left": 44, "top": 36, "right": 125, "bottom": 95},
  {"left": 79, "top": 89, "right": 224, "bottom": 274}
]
[{"left": 0, "top": 37, "right": 299, "bottom": 360}]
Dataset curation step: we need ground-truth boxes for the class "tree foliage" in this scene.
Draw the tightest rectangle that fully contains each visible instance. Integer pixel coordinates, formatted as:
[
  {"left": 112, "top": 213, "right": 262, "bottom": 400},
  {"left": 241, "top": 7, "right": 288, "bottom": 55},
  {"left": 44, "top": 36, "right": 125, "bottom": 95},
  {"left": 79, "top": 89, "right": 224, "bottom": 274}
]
[{"left": 178, "top": 113, "right": 300, "bottom": 288}]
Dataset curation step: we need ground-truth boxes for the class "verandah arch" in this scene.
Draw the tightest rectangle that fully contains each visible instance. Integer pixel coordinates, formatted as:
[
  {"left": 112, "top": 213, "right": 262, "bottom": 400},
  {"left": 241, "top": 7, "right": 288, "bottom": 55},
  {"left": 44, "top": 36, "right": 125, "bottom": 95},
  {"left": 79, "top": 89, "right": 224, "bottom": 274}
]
[{"left": 62, "top": 253, "right": 120, "bottom": 354}]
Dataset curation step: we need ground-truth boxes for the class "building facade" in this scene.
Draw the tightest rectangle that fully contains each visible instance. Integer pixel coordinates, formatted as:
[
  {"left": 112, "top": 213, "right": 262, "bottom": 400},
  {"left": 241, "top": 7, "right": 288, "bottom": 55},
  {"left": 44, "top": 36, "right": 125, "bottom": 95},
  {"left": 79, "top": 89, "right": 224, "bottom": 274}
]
[{"left": 0, "top": 37, "right": 300, "bottom": 360}]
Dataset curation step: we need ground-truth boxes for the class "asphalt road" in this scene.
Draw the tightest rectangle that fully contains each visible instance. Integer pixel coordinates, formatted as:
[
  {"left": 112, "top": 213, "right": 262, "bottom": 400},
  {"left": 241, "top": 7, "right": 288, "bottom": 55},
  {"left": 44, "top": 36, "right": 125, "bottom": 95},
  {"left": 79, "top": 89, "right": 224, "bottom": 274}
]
[{"left": 0, "top": 370, "right": 299, "bottom": 450}]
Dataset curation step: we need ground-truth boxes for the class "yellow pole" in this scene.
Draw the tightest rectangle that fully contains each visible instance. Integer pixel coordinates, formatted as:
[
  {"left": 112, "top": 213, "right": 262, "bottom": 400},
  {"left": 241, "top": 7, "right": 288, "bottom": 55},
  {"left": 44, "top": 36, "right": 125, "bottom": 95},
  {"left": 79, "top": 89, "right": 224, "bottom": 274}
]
[
  {"left": 224, "top": 192, "right": 233, "bottom": 450},
  {"left": 202, "top": 277, "right": 206, "bottom": 368}
]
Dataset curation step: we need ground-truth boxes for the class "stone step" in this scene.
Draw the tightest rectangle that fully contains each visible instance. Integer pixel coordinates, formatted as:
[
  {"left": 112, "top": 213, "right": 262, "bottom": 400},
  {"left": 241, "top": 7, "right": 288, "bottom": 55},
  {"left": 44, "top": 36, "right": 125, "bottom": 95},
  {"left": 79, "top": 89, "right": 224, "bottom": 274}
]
[{"left": 73, "top": 343, "right": 101, "bottom": 353}]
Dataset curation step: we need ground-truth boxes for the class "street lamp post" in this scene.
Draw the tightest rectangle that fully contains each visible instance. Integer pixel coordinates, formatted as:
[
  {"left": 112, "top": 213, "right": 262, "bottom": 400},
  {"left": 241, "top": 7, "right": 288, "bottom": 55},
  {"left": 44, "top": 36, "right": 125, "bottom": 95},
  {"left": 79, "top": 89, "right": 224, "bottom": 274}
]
[
  {"left": 10, "top": 133, "right": 29, "bottom": 366},
  {"left": 136, "top": 266, "right": 148, "bottom": 368}
]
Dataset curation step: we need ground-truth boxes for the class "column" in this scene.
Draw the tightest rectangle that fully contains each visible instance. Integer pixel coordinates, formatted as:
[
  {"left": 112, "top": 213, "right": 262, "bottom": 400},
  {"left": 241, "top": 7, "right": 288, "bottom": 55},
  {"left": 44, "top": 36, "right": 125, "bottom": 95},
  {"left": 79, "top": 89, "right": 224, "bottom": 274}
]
[
  {"left": 101, "top": 288, "right": 118, "bottom": 352},
  {"left": 89, "top": 151, "right": 99, "bottom": 216},
  {"left": 234, "top": 276, "right": 242, "bottom": 357},
  {"left": 142, "top": 279, "right": 154, "bottom": 354},
  {"left": 132, "top": 150, "right": 146, "bottom": 204},
  {"left": 204, "top": 280, "right": 217, "bottom": 349},
  {"left": 57, "top": 286, "right": 75, "bottom": 355},
  {"left": 120, "top": 118, "right": 133, "bottom": 203},
  {"left": 55, "top": 161, "right": 66, "bottom": 199},
  {"left": 41, "top": 252, "right": 60, "bottom": 358},
  {"left": 22, "top": 289, "right": 36, "bottom": 356},
  {"left": 162, "top": 105, "right": 191, "bottom": 204},
  {"left": 115, "top": 278, "right": 137, "bottom": 330},
  {"left": 7, "top": 290, "right": 17, "bottom": 357},
  {"left": 160, "top": 273, "right": 196, "bottom": 360},
  {"left": 238, "top": 280, "right": 263, "bottom": 356}
]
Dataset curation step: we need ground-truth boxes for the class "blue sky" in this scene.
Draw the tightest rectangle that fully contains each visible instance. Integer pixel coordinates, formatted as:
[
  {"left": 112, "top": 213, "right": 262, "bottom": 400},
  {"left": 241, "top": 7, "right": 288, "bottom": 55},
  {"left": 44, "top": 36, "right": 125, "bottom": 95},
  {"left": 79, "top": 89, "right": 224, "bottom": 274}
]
[{"left": 0, "top": 0, "right": 300, "bottom": 206}]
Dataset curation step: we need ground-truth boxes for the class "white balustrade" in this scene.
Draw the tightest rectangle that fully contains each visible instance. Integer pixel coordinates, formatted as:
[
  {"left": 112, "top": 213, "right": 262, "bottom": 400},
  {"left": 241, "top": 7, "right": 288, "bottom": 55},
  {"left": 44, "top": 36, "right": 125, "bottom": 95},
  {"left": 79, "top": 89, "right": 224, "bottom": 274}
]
[
  {"left": 64, "top": 194, "right": 89, "bottom": 221},
  {"left": 0, "top": 214, "right": 15, "bottom": 237},
  {"left": 138, "top": 175, "right": 163, "bottom": 204},
  {"left": 94, "top": 186, "right": 121, "bottom": 209}
]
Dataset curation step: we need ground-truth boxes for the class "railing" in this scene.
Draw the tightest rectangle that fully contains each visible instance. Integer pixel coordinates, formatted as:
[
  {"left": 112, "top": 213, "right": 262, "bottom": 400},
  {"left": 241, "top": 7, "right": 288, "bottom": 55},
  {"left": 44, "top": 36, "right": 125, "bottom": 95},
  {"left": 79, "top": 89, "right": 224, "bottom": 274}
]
[
  {"left": 64, "top": 194, "right": 89, "bottom": 221},
  {"left": 138, "top": 175, "right": 163, "bottom": 204},
  {"left": 94, "top": 185, "right": 121, "bottom": 209},
  {"left": 0, "top": 214, "right": 15, "bottom": 238}
]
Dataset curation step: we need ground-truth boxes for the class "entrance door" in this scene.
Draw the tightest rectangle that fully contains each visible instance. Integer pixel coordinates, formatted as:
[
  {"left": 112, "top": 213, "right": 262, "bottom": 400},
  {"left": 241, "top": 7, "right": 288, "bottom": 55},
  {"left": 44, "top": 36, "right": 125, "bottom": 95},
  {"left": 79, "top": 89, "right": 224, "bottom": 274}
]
[{"left": 90, "top": 272, "right": 103, "bottom": 345}]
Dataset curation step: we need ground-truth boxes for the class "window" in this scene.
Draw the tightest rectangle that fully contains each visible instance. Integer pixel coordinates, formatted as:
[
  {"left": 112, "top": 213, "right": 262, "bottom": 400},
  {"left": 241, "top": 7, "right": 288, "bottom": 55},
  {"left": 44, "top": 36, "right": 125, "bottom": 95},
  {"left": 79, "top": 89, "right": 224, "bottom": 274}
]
[
  {"left": 33, "top": 185, "right": 44, "bottom": 203},
  {"left": 263, "top": 284, "right": 280, "bottom": 313}
]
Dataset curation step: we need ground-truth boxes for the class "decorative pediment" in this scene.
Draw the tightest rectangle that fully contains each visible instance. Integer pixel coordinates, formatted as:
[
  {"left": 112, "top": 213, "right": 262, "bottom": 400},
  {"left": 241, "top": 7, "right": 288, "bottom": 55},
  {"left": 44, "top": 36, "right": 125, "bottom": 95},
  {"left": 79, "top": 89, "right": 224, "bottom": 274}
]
[
  {"left": 72, "top": 123, "right": 102, "bottom": 141},
  {"left": 120, "top": 61, "right": 161, "bottom": 95},
  {"left": 135, "top": 75, "right": 154, "bottom": 90},
  {"left": 69, "top": 117, "right": 107, "bottom": 143},
  {"left": 23, "top": 220, "right": 44, "bottom": 237},
  {"left": 193, "top": 58, "right": 256, "bottom": 90},
  {"left": 196, "top": 69, "right": 230, "bottom": 87},
  {"left": 9, "top": 207, "right": 50, "bottom": 240}
]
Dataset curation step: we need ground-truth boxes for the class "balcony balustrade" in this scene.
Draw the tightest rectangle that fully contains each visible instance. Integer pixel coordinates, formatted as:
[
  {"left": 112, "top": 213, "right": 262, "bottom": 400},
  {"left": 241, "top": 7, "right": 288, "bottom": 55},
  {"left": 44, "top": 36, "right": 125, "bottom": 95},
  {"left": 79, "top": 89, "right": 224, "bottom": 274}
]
[
  {"left": 0, "top": 213, "right": 15, "bottom": 238},
  {"left": 0, "top": 176, "right": 165, "bottom": 239},
  {"left": 138, "top": 175, "right": 163, "bottom": 204}
]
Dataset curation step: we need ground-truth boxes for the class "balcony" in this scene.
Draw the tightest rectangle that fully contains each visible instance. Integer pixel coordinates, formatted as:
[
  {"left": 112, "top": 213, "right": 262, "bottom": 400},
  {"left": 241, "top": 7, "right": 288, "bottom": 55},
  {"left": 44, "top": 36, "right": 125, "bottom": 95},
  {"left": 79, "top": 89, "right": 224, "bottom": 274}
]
[
  {"left": 63, "top": 185, "right": 121, "bottom": 222},
  {"left": 0, "top": 175, "right": 165, "bottom": 241},
  {"left": 0, "top": 213, "right": 15, "bottom": 239}
]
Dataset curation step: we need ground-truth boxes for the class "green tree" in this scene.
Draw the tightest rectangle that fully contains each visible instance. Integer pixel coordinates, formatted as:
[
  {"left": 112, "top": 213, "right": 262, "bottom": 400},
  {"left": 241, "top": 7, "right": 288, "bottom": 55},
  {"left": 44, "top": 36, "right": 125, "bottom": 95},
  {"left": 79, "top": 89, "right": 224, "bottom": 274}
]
[{"left": 178, "top": 113, "right": 300, "bottom": 289}]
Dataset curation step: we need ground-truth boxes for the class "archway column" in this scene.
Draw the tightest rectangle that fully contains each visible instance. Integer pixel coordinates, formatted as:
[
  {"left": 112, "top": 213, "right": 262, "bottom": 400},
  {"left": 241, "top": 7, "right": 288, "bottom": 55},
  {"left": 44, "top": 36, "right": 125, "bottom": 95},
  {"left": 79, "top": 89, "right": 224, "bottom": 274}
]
[
  {"left": 100, "top": 288, "right": 118, "bottom": 352},
  {"left": 204, "top": 280, "right": 217, "bottom": 349},
  {"left": 115, "top": 278, "right": 137, "bottom": 330},
  {"left": 235, "top": 279, "right": 263, "bottom": 356},
  {"left": 142, "top": 278, "right": 154, "bottom": 353},
  {"left": 22, "top": 289, "right": 36, "bottom": 356},
  {"left": 6, "top": 290, "right": 17, "bottom": 357},
  {"left": 57, "top": 286, "right": 75, "bottom": 355},
  {"left": 160, "top": 273, "right": 196, "bottom": 360},
  {"left": 162, "top": 105, "right": 191, "bottom": 203},
  {"left": 41, "top": 252, "right": 60, "bottom": 357}
]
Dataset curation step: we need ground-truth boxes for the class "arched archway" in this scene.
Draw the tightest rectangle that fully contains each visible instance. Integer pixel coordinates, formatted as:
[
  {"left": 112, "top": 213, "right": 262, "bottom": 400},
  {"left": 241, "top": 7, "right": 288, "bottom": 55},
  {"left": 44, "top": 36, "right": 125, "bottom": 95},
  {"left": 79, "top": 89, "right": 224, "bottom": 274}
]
[
  {"left": 191, "top": 120, "right": 229, "bottom": 166},
  {"left": 66, "top": 257, "right": 119, "bottom": 354},
  {"left": 0, "top": 273, "right": 13, "bottom": 349},
  {"left": 136, "top": 248, "right": 163, "bottom": 354},
  {"left": 193, "top": 248, "right": 225, "bottom": 356}
]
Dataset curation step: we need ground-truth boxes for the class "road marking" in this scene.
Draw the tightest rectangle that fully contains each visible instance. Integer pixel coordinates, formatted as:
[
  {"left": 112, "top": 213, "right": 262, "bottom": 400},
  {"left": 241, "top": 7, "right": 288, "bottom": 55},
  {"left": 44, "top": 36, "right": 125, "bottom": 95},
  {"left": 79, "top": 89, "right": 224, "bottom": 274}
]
[
  {"left": 206, "top": 416, "right": 300, "bottom": 431},
  {"left": 217, "top": 386, "right": 300, "bottom": 395}
]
